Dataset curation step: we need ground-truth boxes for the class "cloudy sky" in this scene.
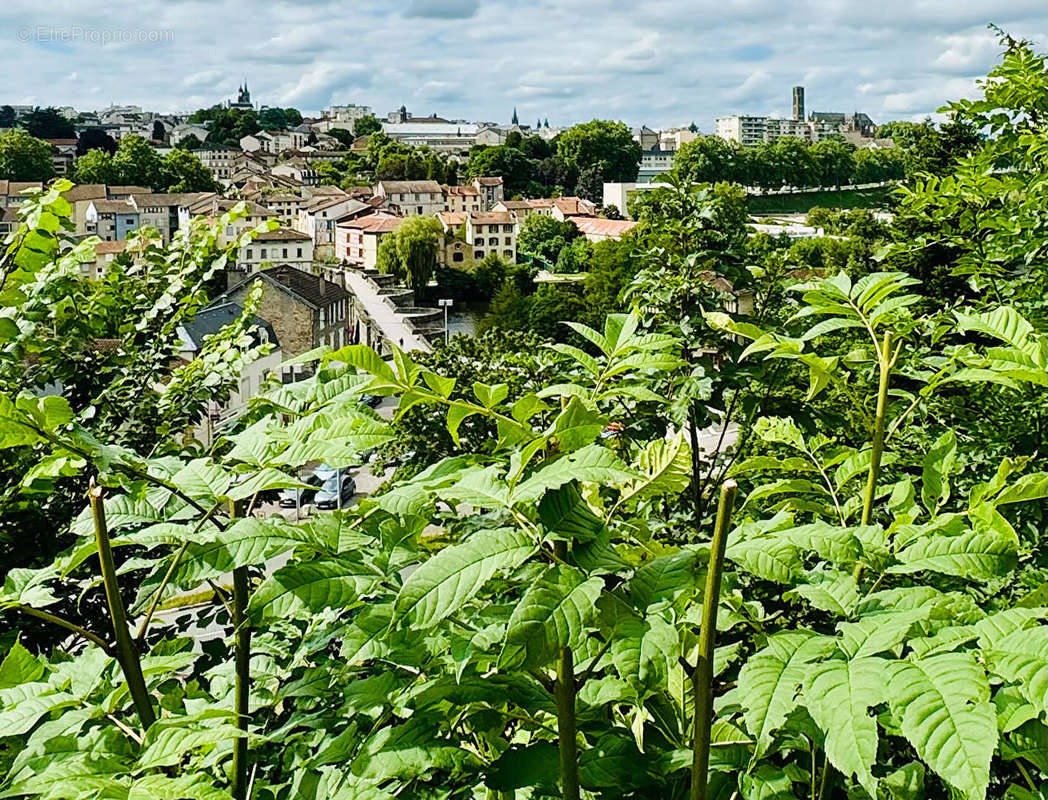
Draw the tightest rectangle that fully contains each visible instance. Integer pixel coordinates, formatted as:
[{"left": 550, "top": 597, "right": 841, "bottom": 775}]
[{"left": 3, "top": 0, "right": 1045, "bottom": 129}]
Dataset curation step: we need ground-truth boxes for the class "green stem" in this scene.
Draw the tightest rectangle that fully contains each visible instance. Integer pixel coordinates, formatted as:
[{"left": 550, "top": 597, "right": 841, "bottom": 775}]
[
  {"left": 817, "top": 753, "right": 832, "bottom": 799},
  {"left": 691, "top": 480, "right": 738, "bottom": 800},
  {"left": 854, "top": 332, "right": 894, "bottom": 582},
  {"left": 230, "top": 502, "right": 252, "bottom": 800},
  {"left": 11, "top": 604, "right": 112, "bottom": 653},
  {"left": 90, "top": 482, "right": 155, "bottom": 729},
  {"left": 552, "top": 539, "right": 579, "bottom": 800}
]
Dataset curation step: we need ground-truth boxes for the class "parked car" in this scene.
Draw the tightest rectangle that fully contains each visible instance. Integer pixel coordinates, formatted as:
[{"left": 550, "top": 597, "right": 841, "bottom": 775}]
[
  {"left": 314, "top": 471, "right": 357, "bottom": 510},
  {"left": 278, "top": 465, "right": 335, "bottom": 508},
  {"left": 361, "top": 393, "right": 383, "bottom": 408}
]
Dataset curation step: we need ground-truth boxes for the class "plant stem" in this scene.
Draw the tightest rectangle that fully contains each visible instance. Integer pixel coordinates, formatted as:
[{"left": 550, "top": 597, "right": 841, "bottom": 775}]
[
  {"left": 817, "top": 753, "right": 832, "bottom": 799},
  {"left": 854, "top": 332, "right": 894, "bottom": 582},
  {"left": 11, "top": 604, "right": 112, "bottom": 652},
  {"left": 89, "top": 481, "right": 155, "bottom": 729},
  {"left": 552, "top": 539, "right": 579, "bottom": 800},
  {"left": 691, "top": 480, "right": 738, "bottom": 800},
  {"left": 230, "top": 502, "right": 252, "bottom": 800}
]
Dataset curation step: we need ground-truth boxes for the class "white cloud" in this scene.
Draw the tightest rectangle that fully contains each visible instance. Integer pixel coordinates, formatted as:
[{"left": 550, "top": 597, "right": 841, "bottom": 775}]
[{"left": 0, "top": 0, "right": 1042, "bottom": 128}]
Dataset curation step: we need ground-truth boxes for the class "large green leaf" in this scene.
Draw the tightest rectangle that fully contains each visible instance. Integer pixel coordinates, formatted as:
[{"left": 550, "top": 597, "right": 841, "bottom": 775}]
[
  {"left": 610, "top": 613, "right": 679, "bottom": 688},
  {"left": 351, "top": 717, "right": 477, "bottom": 780},
  {"left": 892, "top": 528, "right": 1017, "bottom": 580},
  {"left": 538, "top": 483, "right": 605, "bottom": 542},
  {"left": 886, "top": 652, "right": 996, "bottom": 800},
  {"left": 804, "top": 657, "right": 887, "bottom": 796},
  {"left": 512, "top": 444, "right": 635, "bottom": 504},
  {"left": 737, "top": 631, "right": 836, "bottom": 758},
  {"left": 136, "top": 713, "right": 243, "bottom": 769},
  {"left": 249, "top": 558, "right": 376, "bottom": 621},
  {"left": 394, "top": 528, "right": 535, "bottom": 628},
  {"left": 985, "top": 626, "right": 1048, "bottom": 717},
  {"left": 172, "top": 518, "right": 313, "bottom": 587},
  {"left": 501, "top": 565, "right": 603, "bottom": 669},
  {"left": 921, "top": 432, "right": 957, "bottom": 514},
  {"left": 618, "top": 430, "right": 692, "bottom": 504}
]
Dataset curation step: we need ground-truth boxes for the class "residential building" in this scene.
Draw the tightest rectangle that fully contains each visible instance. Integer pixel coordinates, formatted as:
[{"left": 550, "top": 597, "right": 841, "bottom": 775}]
[
  {"left": 335, "top": 214, "right": 403, "bottom": 269},
  {"left": 472, "top": 176, "right": 504, "bottom": 210},
  {"left": 236, "top": 227, "right": 313, "bottom": 273},
  {"left": 85, "top": 199, "right": 140, "bottom": 241},
  {"left": 551, "top": 196, "right": 597, "bottom": 221},
  {"left": 260, "top": 192, "right": 308, "bottom": 224},
  {"left": 493, "top": 198, "right": 553, "bottom": 220},
  {"left": 178, "top": 302, "right": 282, "bottom": 444},
  {"left": 715, "top": 115, "right": 769, "bottom": 147},
  {"left": 170, "top": 123, "right": 210, "bottom": 146},
  {"left": 44, "top": 139, "right": 78, "bottom": 175},
  {"left": 312, "top": 104, "right": 373, "bottom": 134},
  {"left": 221, "top": 264, "right": 350, "bottom": 359},
  {"left": 182, "top": 196, "right": 277, "bottom": 246},
  {"left": 464, "top": 211, "right": 518, "bottom": 262},
  {"left": 107, "top": 185, "right": 151, "bottom": 200},
  {"left": 128, "top": 193, "right": 208, "bottom": 242},
  {"left": 296, "top": 194, "right": 368, "bottom": 258},
  {"left": 271, "top": 159, "right": 320, "bottom": 186},
  {"left": 0, "top": 207, "right": 17, "bottom": 237},
  {"left": 638, "top": 147, "right": 676, "bottom": 182},
  {"left": 0, "top": 180, "right": 44, "bottom": 208},
  {"left": 442, "top": 184, "right": 482, "bottom": 213},
  {"left": 373, "top": 180, "right": 445, "bottom": 216},
  {"left": 240, "top": 129, "right": 308, "bottom": 154},
  {"left": 62, "top": 184, "right": 107, "bottom": 234},
  {"left": 571, "top": 217, "right": 637, "bottom": 243},
  {"left": 196, "top": 148, "right": 241, "bottom": 183}
]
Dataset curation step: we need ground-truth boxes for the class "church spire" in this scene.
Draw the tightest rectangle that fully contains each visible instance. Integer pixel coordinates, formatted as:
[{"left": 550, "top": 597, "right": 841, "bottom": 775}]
[{"left": 511, "top": 107, "right": 518, "bottom": 125}]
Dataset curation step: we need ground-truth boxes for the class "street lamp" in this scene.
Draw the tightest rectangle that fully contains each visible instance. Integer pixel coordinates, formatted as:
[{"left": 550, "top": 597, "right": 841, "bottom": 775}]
[{"left": 438, "top": 298, "right": 454, "bottom": 344}]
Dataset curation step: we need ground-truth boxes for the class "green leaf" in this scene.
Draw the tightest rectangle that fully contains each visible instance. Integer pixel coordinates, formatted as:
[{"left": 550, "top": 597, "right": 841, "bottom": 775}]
[
  {"left": 486, "top": 743, "right": 559, "bottom": 791},
  {"left": 737, "top": 630, "right": 836, "bottom": 758},
  {"left": 892, "top": 527, "right": 1018, "bottom": 580},
  {"left": 0, "top": 682, "right": 77, "bottom": 737},
  {"left": 955, "top": 306, "right": 1033, "bottom": 348},
  {"left": 340, "top": 604, "right": 393, "bottom": 665},
  {"left": 136, "top": 713, "right": 243, "bottom": 769},
  {"left": 886, "top": 652, "right": 996, "bottom": 800},
  {"left": 881, "top": 763, "right": 925, "bottom": 800},
  {"left": 788, "top": 570, "right": 859, "bottom": 617},
  {"left": 804, "top": 656, "right": 887, "bottom": 796},
  {"left": 726, "top": 537, "right": 802, "bottom": 584},
  {"left": 328, "top": 344, "right": 397, "bottom": 383},
  {"left": 610, "top": 613, "right": 679, "bottom": 687},
  {"left": 921, "top": 431, "right": 958, "bottom": 514},
  {"left": 170, "top": 457, "right": 232, "bottom": 504},
  {"left": 439, "top": 465, "right": 512, "bottom": 509},
  {"left": 394, "top": 528, "right": 535, "bottom": 628},
  {"left": 619, "top": 430, "right": 692, "bottom": 504},
  {"left": 985, "top": 626, "right": 1048, "bottom": 717},
  {"left": 128, "top": 774, "right": 234, "bottom": 800},
  {"left": 173, "top": 518, "right": 313, "bottom": 587},
  {"left": 550, "top": 397, "right": 605, "bottom": 453},
  {"left": 512, "top": 444, "right": 635, "bottom": 504},
  {"left": 351, "top": 717, "right": 477, "bottom": 780},
  {"left": 249, "top": 558, "right": 375, "bottom": 621},
  {"left": 501, "top": 565, "right": 603, "bottom": 669},
  {"left": 0, "top": 641, "right": 45, "bottom": 689},
  {"left": 630, "top": 549, "right": 705, "bottom": 609},
  {"left": 538, "top": 483, "right": 605, "bottom": 541}
]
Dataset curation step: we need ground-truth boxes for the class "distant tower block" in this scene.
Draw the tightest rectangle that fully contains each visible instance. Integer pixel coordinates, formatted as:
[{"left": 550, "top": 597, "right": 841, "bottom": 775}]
[{"left": 792, "top": 86, "right": 805, "bottom": 121}]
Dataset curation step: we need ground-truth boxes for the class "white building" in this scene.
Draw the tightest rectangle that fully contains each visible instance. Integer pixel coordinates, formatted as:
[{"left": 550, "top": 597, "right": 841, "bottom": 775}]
[
  {"left": 373, "top": 180, "right": 446, "bottom": 216},
  {"left": 464, "top": 211, "right": 518, "bottom": 262},
  {"left": 296, "top": 194, "right": 369, "bottom": 258},
  {"left": 237, "top": 227, "right": 314, "bottom": 272}
]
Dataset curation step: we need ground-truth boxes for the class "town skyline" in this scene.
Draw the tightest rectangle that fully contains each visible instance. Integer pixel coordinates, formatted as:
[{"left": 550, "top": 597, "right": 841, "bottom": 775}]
[{"left": 3, "top": 0, "right": 1045, "bottom": 130}]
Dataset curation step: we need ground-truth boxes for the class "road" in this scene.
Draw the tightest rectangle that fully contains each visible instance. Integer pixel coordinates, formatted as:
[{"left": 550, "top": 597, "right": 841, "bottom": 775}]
[{"left": 344, "top": 270, "right": 431, "bottom": 353}]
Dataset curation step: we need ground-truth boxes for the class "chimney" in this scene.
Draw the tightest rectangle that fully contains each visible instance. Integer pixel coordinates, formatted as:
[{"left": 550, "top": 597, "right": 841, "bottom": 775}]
[{"left": 319, "top": 273, "right": 326, "bottom": 296}]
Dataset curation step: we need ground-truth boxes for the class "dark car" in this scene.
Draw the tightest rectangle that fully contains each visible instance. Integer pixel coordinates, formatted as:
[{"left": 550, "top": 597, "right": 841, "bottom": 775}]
[
  {"left": 277, "top": 468, "right": 332, "bottom": 508},
  {"left": 314, "top": 471, "right": 357, "bottom": 510},
  {"left": 361, "top": 393, "right": 383, "bottom": 408}
]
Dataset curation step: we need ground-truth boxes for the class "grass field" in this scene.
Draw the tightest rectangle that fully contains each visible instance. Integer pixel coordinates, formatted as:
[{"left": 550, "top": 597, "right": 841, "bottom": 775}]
[{"left": 747, "top": 185, "right": 896, "bottom": 214}]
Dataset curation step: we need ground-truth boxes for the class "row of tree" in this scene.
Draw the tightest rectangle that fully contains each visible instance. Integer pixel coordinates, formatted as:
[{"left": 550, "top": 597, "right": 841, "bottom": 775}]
[
  {"left": 73, "top": 135, "right": 219, "bottom": 192},
  {"left": 185, "top": 105, "right": 304, "bottom": 148},
  {"left": 464, "top": 120, "right": 642, "bottom": 202}
]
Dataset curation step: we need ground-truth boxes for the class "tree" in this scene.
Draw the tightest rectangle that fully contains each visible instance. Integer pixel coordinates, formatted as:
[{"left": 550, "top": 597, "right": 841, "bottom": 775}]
[
  {"left": 0, "top": 129, "right": 55, "bottom": 181},
  {"left": 174, "top": 133, "right": 204, "bottom": 152},
  {"left": 22, "top": 107, "right": 75, "bottom": 139},
  {"left": 72, "top": 148, "right": 117, "bottom": 185},
  {"left": 851, "top": 146, "right": 906, "bottom": 182},
  {"left": 516, "top": 214, "right": 581, "bottom": 265},
  {"left": 466, "top": 146, "right": 535, "bottom": 196},
  {"left": 556, "top": 119, "right": 641, "bottom": 189},
  {"left": 326, "top": 127, "right": 355, "bottom": 148},
  {"left": 673, "top": 135, "right": 742, "bottom": 184},
  {"left": 377, "top": 216, "right": 443, "bottom": 298},
  {"left": 0, "top": 106, "right": 18, "bottom": 128},
  {"left": 76, "top": 128, "right": 117, "bottom": 157},
  {"left": 354, "top": 114, "right": 383, "bottom": 137},
  {"left": 810, "top": 138, "right": 856, "bottom": 187},
  {"left": 110, "top": 135, "right": 165, "bottom": 190},
  {"left": 162, "top": 149, "right": 220, "bottom": 192}
]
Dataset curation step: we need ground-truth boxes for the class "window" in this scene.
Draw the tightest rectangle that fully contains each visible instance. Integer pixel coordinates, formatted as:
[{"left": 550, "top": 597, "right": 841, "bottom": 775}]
[
  {"left": 282, "top": 248, "right": 288, "bottom": 258},
  {"left": 504, "top": 250, "right": 513, "bottom": 258},
  {"left": 452, "top": 252, "right": 464, "bottom": 263},
  {"left": 247, "top": 248, "right": 253, "bottom": 259},
  {"left": 503, "top": 224, "right": 512, "bottom": 232},
  {"left": 297, "top": 247, "right": 303, "bottom": 258},
  {"left": 474, "top": 251, "right": 484, "bottom": 260},
  {"left": 488, "top": 237, "right": 498, "bottom": 246},
  {"left": 504, "top": 237, "right": 511, "bottom": 245},
  {"left": 261, "top": 248, "right": 267, "bottom": 258},
  {"left": 417, "top": 206, "right": 423, "bottom": 215}
]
